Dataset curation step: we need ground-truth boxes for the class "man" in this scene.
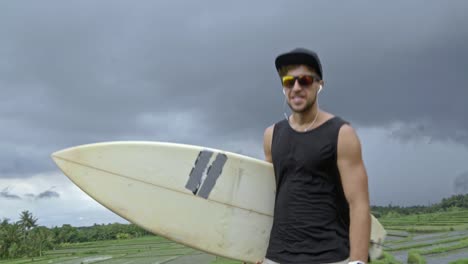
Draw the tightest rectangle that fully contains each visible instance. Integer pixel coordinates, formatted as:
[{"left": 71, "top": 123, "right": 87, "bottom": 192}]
[{"left": 258, "top": 48, "right": 371, "bottom": 264}]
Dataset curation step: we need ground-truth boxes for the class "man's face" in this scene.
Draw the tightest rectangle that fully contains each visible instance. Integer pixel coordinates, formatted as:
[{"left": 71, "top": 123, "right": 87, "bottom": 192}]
[{"left": 282, "top": 65, "right": 322, "bottom": 114}]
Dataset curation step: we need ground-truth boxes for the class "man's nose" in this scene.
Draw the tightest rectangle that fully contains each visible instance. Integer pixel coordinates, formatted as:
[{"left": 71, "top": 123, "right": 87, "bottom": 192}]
[{"left": 292, "top": 79, "right": 302, "bottom": 91}]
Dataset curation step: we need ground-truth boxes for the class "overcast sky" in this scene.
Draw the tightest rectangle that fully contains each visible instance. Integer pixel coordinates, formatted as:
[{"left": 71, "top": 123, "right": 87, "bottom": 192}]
[{"left": 1, "top": 0, "right": 468, "bottom": 227}]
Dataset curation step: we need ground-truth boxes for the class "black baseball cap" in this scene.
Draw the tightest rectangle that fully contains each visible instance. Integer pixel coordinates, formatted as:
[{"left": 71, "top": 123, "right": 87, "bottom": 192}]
[{"left": 275, "top": 48, "right": 323, "bottom": 79}]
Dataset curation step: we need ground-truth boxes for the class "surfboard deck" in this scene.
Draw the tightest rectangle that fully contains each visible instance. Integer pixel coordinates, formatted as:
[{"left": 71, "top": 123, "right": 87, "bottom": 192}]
[{"left": 51, "top": 141, "right": 386, "bottom": 263}]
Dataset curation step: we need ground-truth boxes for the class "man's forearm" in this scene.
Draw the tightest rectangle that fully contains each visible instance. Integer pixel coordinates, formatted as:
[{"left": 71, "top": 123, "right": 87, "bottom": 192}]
[{"left": 348, "top": 203, "right": 371, "bottom": 262}]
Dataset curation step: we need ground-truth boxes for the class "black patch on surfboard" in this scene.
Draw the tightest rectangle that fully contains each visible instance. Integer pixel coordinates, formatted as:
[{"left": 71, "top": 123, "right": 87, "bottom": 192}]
[
  {"left": 186, "top": 150, "right": 213, "bottom": 194},
  {"left": 197, "top": 153, "right": 227, "bottom": 199},
  {"left": 185, "top": 150, "right": 227, "bottom": 199}
]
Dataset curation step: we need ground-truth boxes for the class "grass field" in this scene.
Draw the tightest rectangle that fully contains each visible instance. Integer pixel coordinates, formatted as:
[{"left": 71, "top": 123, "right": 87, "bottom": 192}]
[
  {"left": 0, "top": 235, "right": 244, "bottom": 264},
  {"left": 1, "top": 210, "right": 468, "bottom": 264},
  {"left": 0, "top": 236, "right": 217, "bottom": 264},
  {"left": 380, "top": 209, "right": 468, "bottom": 263}
]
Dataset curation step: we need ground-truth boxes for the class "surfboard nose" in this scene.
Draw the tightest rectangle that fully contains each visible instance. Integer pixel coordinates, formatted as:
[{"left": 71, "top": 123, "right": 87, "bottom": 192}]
[
  {"left": 51, "top": 147, "right": 76, "bottom": 173},
  {"left": 51, "top": 149, "right": 66, "bottom": 160},
  {"left": 50, "top": 144, "right": 91, "bottom": 172},
  {"left": 51, "top": 146, "right": 77, "bottom": 163},
  {"left": 50, "top": 142, "right": 119, "bottom": 176}
]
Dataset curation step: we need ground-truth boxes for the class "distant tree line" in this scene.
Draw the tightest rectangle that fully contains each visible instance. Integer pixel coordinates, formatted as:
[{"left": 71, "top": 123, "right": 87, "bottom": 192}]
[
  {"left": 0, "top": 210, "right": 152, "bottom": 259},
  {"left": 371, "top": 193, "right": 468, "bottom": 218},
  {"left": 2, "top": 194, "right": 467, "bottom": 259}
]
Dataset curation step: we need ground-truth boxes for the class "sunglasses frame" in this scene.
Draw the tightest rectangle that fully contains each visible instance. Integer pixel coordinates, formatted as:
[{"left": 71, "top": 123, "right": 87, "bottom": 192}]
[{"left": 281, "top": 74, "right": 321, "bottom": 89}]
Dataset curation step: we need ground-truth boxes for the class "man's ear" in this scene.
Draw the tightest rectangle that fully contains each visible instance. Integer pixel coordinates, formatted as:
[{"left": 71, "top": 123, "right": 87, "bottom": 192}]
[{"left": 318, "top": 80, "right": 324, "bottom": 93}]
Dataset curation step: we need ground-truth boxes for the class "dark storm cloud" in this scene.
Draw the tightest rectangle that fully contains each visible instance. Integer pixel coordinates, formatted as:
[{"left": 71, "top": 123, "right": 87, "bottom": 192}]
[
  {"left": 36, "top": 190, "right": 60, "bottom": 199},
  {"left": 0, "top": 187, "right": 22, "bottom": 200},
  {"left": 1, "top": 0, "right": 468, "bottom": 180},
  {"left": 0, "top": 143, "right": 56, "bottom": 177},
  {"left": 0, "top": 186, "right": 59, "bottom": 200}
]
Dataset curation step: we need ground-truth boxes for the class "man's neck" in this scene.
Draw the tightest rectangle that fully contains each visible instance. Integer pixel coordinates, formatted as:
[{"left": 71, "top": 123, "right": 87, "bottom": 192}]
[{"left": 291, "top": 107, "right": 320, "bottom": 126}]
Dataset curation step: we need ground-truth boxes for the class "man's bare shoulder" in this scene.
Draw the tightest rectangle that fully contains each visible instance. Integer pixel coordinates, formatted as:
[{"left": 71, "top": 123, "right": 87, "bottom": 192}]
[
  {"left": 337, "top": 123, "right": 362, "bottom": 160},
  {"left": 263, "top": 124, "right": 275, "bottom": 149},
  {"left": 264, "top": 124, "right": 275, "bottom": 137},
  {"left": 263, "top": 124, "right": 275, "bottom": 163}
]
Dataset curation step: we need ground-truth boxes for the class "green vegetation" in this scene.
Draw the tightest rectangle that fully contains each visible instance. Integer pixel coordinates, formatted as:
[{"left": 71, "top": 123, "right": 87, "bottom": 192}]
[
  {"left": 407, "top": 250, "right": 426, "bottom": 264},
  {"left": 0, "top": 235, "right": 196, "bottom": 264},
  {"left": 372, "top": 194, "right": 468, "bottom": 264},
  {"left": 418, "top": 238, "right": 468, "bottom": 255},
  {"left": 387, "top": 236, "right": 468, "bottom": 251},
  {"left": 376, "top": 200, "right": 468, "bottom": 233},
  {"left": 2, "top": 194, "right": 468, "bottom": 263},
  {"left": 0, "top": 211, "right": 151, "bottom": 260},
  {"left": 449, "top": 259, "right": 468, "bottom": 264},
  {"left": 369, "top": 252, "right": 402, "bottom": 264},
  {"left": 372, "top": 194, "right": 468, "bottom": 217}
]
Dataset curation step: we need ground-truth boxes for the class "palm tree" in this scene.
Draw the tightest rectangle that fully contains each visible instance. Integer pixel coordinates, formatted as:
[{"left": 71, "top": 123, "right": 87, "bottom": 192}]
[
  {"left": 18, "top": 210, "right": 38, "bottom": 232},
  {"left": 17, "top": 210, "right": 38, "bottom": 254}
]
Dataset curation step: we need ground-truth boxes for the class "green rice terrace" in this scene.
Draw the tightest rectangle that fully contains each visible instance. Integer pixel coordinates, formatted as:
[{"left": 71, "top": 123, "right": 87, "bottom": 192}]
[
  {"left": 1, "top": 194, "right": 467, "bottom": 264},
  {"left": 377, "top": 209, "right": 468, "bottom": 264}
]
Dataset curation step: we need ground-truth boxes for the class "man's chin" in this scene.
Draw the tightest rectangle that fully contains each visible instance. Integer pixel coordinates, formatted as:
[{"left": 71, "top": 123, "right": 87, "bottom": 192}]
[
  {"left": 290, "top": 105, "right": 308, "bottom": 113},
  {"left": 287, "top": 101, "right": 313, "bottom": 113}
]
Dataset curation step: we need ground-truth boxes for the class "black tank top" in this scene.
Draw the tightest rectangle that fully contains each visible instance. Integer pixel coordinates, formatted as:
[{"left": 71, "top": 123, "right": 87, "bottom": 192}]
[{"left": 265, "top": 116, "right": 350, "bottom": 264}]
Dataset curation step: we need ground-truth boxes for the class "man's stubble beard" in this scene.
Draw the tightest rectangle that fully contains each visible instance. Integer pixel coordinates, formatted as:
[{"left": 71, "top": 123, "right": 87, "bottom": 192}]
[{"left": 287, "top": 96, "right": 317, "bottom": 114}]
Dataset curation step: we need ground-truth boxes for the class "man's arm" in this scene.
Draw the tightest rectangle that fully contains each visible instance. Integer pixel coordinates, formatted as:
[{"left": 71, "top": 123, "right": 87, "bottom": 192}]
[
  {"left": 263, "top": 125, "right": 274, "bottom": 163},
  {"left": 337, "top": 124, "right": 371, "bottom": 263},
  {"left": 246, "top": 125, "right": 275, "bottom": 264}
]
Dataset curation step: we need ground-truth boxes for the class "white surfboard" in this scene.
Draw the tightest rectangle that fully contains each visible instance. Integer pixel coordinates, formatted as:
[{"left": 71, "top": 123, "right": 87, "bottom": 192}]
[{"left": 51, "top": 141, "right": 386, "bottom": 263}]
